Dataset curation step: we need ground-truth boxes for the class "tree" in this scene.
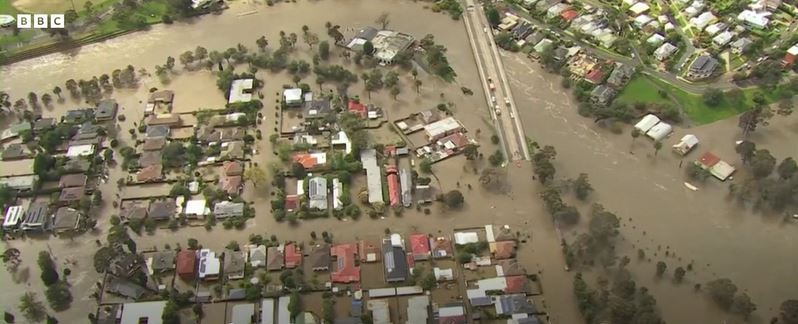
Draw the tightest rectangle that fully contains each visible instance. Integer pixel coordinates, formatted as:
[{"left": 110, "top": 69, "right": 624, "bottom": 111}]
[
  {"left": 318, "top": 41, "right": 331, "bottom": 61},
  {"left": 706, "top": 278, "right": 738, "bottom": 309},
  {"left": 750, "top": 149, "right": 776, "bottom": 179},
  {"left": 52, "top": 86, "right": 62, "bottom": 99},
  {"left": 256, "top": 36, "right": 268, "bottom": 51},
  {"left": 291, "top": 162, "right": 307, "bottom": 179},
  {"left": 27, "top": 92, "right": 38, "bottom": 107},
  {"left": 702, "top": 88, "right": 723, "bottom": 106},
  {"left": 162, "top": 142, "right": 186, "bottom": 168},
  {"left": 419, "top": 158, "right": 433, "bottom": 174},
  {"left": 653, "top": 141, "right": 663, "bottom": 157},
  {"left": 674, "top": 266, "right": 686, "bottom": 283},
  {"left": 162, "top": 300, "right": 180, "bottom": 324},
  {"left": 414, "top": 79, "right": 422, "bottom": 93},
  {"left": 686, "top": 163, "right": 711, "bottom": 182},
  {"left": 375, "top": 12, "right": 390, "bottom": 29},
  {"left": 288, "top": 291, "right": 301, "bottom": 319},
  {"left": 45, "top": 283, "right": 73, "bottom": 311},
  {"left": 781, "top": 300, "right": 798, "bottom": 324},
  {"left": 738, "top": 105, "right": 772, "bottom": 137},
  {"left": 244, "top": 167, "right": 268, "bottom": 187},
  {"left": 731, "top": 293, "right": 756, "bottom": 319},
  {"left": 573, "top": 173, "right": 593, "bottom": 200},
  {"left": 18, "top": 293, "right": 45, "bottom": 323},
  {"left": 553, "top": 205, "right": 580, "bottom": 225},
  {"left": 384, "top": 71, "right": 399, "bottom": 88},
  {"left": 38, "top": 251, "right": 59, "bottom": 286},
  {"left": 179, "top": 51, "right": 195, "bottom": 67},
  {"left": 444, "top": 190, "right": 464, "bottom": 209},
  {"left": 41, "top": 93, "right": 52, "bottom": 106},
  {"left": 486, "top": 5, "right": 501, "bottom": 26},
  {"left": 188, "top": 238, "right": 199, "bottom": 250},
  {"left": 302, "top": 32, "right": 319, "bottom": 49},
  {"left": 655, "top": 261, "right": 667, "bottom": 277},
  {"left": 363, "top": 41, "right": 374, "bottom": 56},
  {"left": 322, "top": 297, "right": 334, "bottom": 323},
  {"left": 777, "top": 157, "right": 797, "bottom": 179},
  {"left": 630, "top": 128, "right": 640, "bottom": 148},
  {"left": 165, "top": 56, "right": 175, "bottom": 71},
  {"left": 194, "top": 46, "right": 208, "bottom": 61},
  {"left": 735, "top": 140, "right": 756, "bottom": 164},
  {"left": 463, "top": 144, "right": 479, "bottom": 160},
  {"left": 4, "top": 311, "right": 14, "bottom": 323},
  {"left": 533, "top": 159, "right": 556, "bottom": 184},
  {"left": 390, "top": 86, "right": 401, "bottom": 100}
]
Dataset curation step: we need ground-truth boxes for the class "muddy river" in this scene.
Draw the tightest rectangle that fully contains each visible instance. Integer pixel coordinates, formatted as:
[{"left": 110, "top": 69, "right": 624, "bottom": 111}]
[{"left": 1, "top": 0, "right": 796, "bottom": 323}]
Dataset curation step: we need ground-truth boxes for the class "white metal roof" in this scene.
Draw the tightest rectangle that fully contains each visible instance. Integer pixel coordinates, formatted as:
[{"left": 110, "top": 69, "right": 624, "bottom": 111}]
[
  {"left": 2, "top": 206, "right": 25, "bottom": 228},
  {"left": 184, "top": 199, "right": 208, "bottom": 216},
  {"left": 261, "top": 298, "right": 275, "bottom": 324},
  {"left": 424, "top": 117, "right": 462, "bottom": 139},
  {"left": 283, "top": 88, "right": 303, "bottom": 103},
  {"left": 228, "top": 79, "right": 254, "bottom": 104},
  {"left": 710, "top": 161, "right": 736, "bottom": 181},
  {"left": 634, "top": 114, "right": 660, "bottom": 132},
  {"left": 646, "top": 122, "right": 673, "bottom": 141},
  {"left": 454, "top": 232, "right": 479, "bottom": 245},
  {"left": 66, "top": 144, "right": 95, "bottom": 157}
]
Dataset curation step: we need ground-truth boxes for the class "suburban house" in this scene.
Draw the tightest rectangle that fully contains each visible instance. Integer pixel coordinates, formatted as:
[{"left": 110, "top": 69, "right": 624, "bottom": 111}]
[
  {"left": 184, "top": 199, "right": 209, "bottom": 218},
  {"left": 386, "top": 164, "right": 400, "bottom": 208},
  {"left": 737, "top": 9, "right": 770, "bottom": 29},
  {"left": 58, "top": 186, "right": 85, "bottom": 206},
  {"left": 686, "top": 55, "right": 719, "bottom": 80},
  {"left": 491, "top": 240, "right": 517, "bottom": 260},
  {"left": 219, "top": 175, "right": 243, "bottom": 195},
  {"left": 119, "top": 301, "right": 166, "bottom": 324},
  {"left": 285, "top": 243, "right": 303, "bottom": 269},
  {"left": 283, "top": 88, "right": 303, "bottom": 107},
  {"left": 424, "top": 117, "right": 465, "bottom": 141},
  {"left": 146, "top": 251, "right": 176, "bottom": 275},
  {"left": 415, "top": 185, "right": 434, "bottom": 204},
  {"left": 145, "top": 114, "right": 182, "bottom": 127},
  {"left": 228, "top": 79, "right": 254, "bottom": 104},
  {"left": 95, "top": 99, "right": 118, "bottom": 121},
  {"left": 142, "top": 138, "right": 166, "bottom": 151},
  {"left": 360, "top": 149, "right": 384, "bottom": 205},
  {"left": 267, "top": 246, "right": 284, "bottom": 271},
  {"left": 303, "top": 99, "right": 333, "bottom": 120},
  {"left": 2, "top": 143, "right": 30, "bottom": 160},
  {"left": 331, "top": 243, "right": 360, "bottom": 283},
  {"left": 145, "top": 125, "right": 170, "bottom": 139},
  {"left": 51, "top": 207, "right": 81, "bottom": 233},
  {"left": 606, "top": 63, "right": 635, "bottom": 89},
  {"left": 136, "top": 164, "right": 163, "bottom": 183},
  {"left": 213, "top": 201, "right": 244, "bottom": 218},
  {"left": 399, "top": 168, "right": 412, "bottom": 207},
  {"left": 359, "top": 239, "right": 381, "bottom": 263},
  {"left": 176, "top": 250, "right": 197, "bottom": 280},
  {"left": 148, "top": 199, "right": 176, "bottom": 221},
  {"left": 63, "top": 109, "right": 94, "bottom": 124},
  {"left": 3, "top": 206, "right": 25, "bottom": 230},
  {"left": 224, "top": 249, "right": 246, "bottom": 280},
  {"left": 783, "top": 44, "right": 798, "bottom": 67},
  {"left": 197, "top": 249, "right": 221, "bottom": 281},
  {"left": 590, "top": 85, "right": 617, "bottom": 106},
  {"left": 121, "top": 202, "right": 148, "bottom": 221},
  {"left": 248, "top": 245, "right": 267, "bottom": 268},
  {"left": 346, "top": 27, "right": 414, "bottom": 65},
  {"left": 32, "top": 118, "right": 55, "bottom": 133},
  {"left": 58, "top": 174, "right": 87, "bottom": 188},
  {"left": 146, "top": 90, "right": 174, "bottom": 115},
  {"left": 292, "top": 152, "right": 327, "bottom": 170},
  {"left": 653, "top": 42, "right": 678, "bottom": 61},
  {"left": 730, "top": 37, "right": 753, "bottom": 54},
  {"left": 309, "top": 244, "right": 331, "bottom": 272},
  {"left": 410, "top": 234, "right": 431, "bottom": 261},
  {"left": 308, "top": 176, "right": 328, "bottom": 210},
  {"left": 383, "top": 234, "right": 409, "bottom": 283}
]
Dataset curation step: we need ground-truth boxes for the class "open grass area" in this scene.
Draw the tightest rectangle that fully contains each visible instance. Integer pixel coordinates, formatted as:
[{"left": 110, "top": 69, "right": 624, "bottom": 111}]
[
  {"left": 615, "top": 76, "right": 672, "bottom": 106},
  {"left": 0, "top": 29, "right": 34, "bottom": 47},
  {"left": 8, "top": 0, "right": 95, "bottom": 14},
  {"left": 0, "top": 0, "right": 24, "bottom": 14}
]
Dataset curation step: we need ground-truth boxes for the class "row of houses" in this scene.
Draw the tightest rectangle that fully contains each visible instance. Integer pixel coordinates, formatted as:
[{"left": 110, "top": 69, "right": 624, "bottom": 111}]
[{"left": 2, "top": 201, "right": 80, "bottom": 233}]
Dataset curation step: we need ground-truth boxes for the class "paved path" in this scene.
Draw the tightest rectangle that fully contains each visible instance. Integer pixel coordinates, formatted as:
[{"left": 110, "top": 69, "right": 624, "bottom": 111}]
[{"left": 463, "top": 0, "right": 530, "bottom": 162}]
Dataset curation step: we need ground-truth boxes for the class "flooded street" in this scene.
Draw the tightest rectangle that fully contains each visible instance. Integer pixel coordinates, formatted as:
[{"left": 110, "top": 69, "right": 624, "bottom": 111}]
[{"left": 0, "top": 0, "right": 796, "bottom": 323}]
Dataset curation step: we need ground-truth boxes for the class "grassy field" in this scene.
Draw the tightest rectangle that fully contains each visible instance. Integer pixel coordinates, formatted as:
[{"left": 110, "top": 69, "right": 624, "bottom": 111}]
[
  {"left": 0, "top": 0, "right": 24, "bottom": 14},
  {"left": 6, "top": 0, "right": 95, "bottom": 14},
  {"left": 615, "top": 76, "right": 672, "bottom": 106}
]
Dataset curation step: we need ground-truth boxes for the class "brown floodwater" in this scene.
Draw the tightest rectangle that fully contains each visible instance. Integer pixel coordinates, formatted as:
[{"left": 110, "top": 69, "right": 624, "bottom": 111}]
[{"left": 1, "top": 0, "right": 795, "bottom": 323}]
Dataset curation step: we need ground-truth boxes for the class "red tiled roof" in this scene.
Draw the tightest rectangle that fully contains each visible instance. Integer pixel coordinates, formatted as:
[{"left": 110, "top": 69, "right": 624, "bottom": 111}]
[
  {"left": 59, "top": 174, "right": 87, "bottom": 188},
  {"left": 504, "top": 275, "right": 530, "bottom": 294},
  {"left": 219, "top": 176, "right": 242, "bottom": 195},
  {"left": 176, "top": 251, "right": 196, "bottom": 279},
  {"left": 698, "top": 152, "right": 721, "bottom": 168},
  {"left": 387, "top": 166, "right": 400, "bottom": 207},
  {"left": 136, "top": 164, "right": 163, "bottom": 182},
  {"left": 431, "top": 237, "right": 454, "bottom": 259},
  {"left": 331, "top": 243, "right": 360, "bottom": 283},
  {"left": 492, "top": 241, "right": 517, "bottom": 260},
  {"left": 285, "top": 195, "right": 299, "bottom": 212},
  {"left": 438, "top": 132, "right": 469, "bottom": 149},
  {"left": 285, "top": 243, "right": 303, "bottom": 269},
  {"left": 347, "top": 100, "right": 367, "bottom": 118},
  {"left": 358, "top": 240, "right": 381, "bottom": 263},
  {"left": 560, "top": 9, "right": 578, "bottom": 22},
  {"left": 223, "top": 161, "right": 243, "bottom": 176},
  {"left": 292, "top": 153, "right": 319, "bottom": 169},
  {"left": 409, "top": 234, "right": 431, "bottom": 260},
  {"left": 585, "top": 69, "right": 605, "bottom": 84}
]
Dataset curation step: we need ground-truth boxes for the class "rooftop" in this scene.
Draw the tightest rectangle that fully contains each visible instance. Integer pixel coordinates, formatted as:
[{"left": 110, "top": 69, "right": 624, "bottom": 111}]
[
  {"left": 267, "top": 246, "right": 284, "bottom": 271},
  {"left": 136, "top": 164, "right": 163, "bottom": 183},
  {"left": 59, "top": 174, "right": 87, "bottom": 188},
  {"left": 120, "top": 301, "right": 166, "bottom": 324},
  {"left": 229, "top": 79, "right": 254, "bottom": 104},
  {"left": 285, "top": 243, "right": 303, "bottom": 269},
  {"left": 331, "top": 243, "right": 360, "bottom": 283},
  {"left": 410, "top": 234, "right": 431, "bottom": 261},
  {"left": 52, "top": 207, "right": 80, "bottom": 232},
  {"left": 309, "top": 244, "right": 331, "bottom": 271}
]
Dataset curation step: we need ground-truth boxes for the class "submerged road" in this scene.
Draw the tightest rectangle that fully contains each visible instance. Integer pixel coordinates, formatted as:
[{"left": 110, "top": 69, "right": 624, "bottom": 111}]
[{"left": 463, "top": 0, "right": 530, "bottom": 162}]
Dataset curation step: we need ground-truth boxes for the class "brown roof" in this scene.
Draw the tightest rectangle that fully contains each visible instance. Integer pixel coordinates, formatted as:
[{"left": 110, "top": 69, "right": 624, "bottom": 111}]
[
  {"left": 308, "top": 244, "right": 331, "bottom": 271},
  {"left": 149, "top": 90, "right": 174, "bottom": 103},
  {"left": 59, "top": 174, "right": 87, "bottom": 188},
  {"left": 142, "top": 138, "right": 167, "bottom": 151},
  {"left": 121, "top": 204, "right": 148, "bottom": 220},
  {"left": 148, "top": 199, "right": 175, "bottom": 220},
  {"left": 267, "top": 246, "right": 284, "bottom": 271},
  {"left": 176, "top": 250, "right": 196, "bottom": 279},
  {"left": 221, "top": 128, "right": 246, "bottom": 141},
  {"left": 223, "top": 161, "right": 243, "bottom": 176},
  {"left": 59, "top": 186, "right": 85, "bottom": 202},
  {"left": 358, "top": 240, "right": 381, "bottom": 263},
  {"left": 492, "top": 241, "right": 517, "bottom": 260},
  {"left": 431, "top": 236, "right": 454, "bottom": 259},
  {"left": 495, "top": 259, "right": 526, "bottom": 276},
  {"left": 136, "top": 164, "right": 163, "bottom": 183},
  {"left": 219, "top": 176, "right": 242, "bottom": 195},
  {"left": 52, "top": 207, "right": 80, "bottom": 231},
  {"left": 139, "top": 151, "right": 162, "bottom": 168},
  {"left": 145, "top": 114, "right": 181, "bottom": 126}
]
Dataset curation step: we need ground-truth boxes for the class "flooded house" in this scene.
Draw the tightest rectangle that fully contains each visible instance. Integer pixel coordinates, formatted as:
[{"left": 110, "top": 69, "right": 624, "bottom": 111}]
[
  {"left": 51, "top": 207, "right": 81, "bottom": 233},
  {"left": 146, "top": 251, "right": 176, "bottom": 275},
  {"left": 213, "top": 201, "right": 244, "bottom": 218},
  {"left": 360, "top": 149, "right": 383, "bottom": 205},
  {"left": 308, "top": 176, "right": 328, "bottom": 210},
  {"left": 383, "top": 234, "right": 408, "bottom": 283},
  {"left": 95, "top": 99, "right": 119, "bottom": 122},
  {"left": 228, "top": 79, "right": 254, "bottom": 104},
  {"left": 330, "top": 243, "right": 359, "bottom": 283},
  {"left": 148, "top": 199, "right": 176, "bottom": 221},
  {"left": 267, "top": 246, "right": 284, "bottom": 271},
  {"left": 309, "top": 244, "right": 331, "bottom": 272},
  {"left": 224, "top": 249, "right": 246, "bottom": 280},
  {"left": 198, "top": 249, "right": 221, "bottom": 281},
  {"left": 410, "top": 234, "right": 431, "bottom": 261},
  {"left": 176, "top": 250, "right": 197, "bottom": 280},
  {"left": 284, "top": 243, "right": 303, "bottom": 269}
]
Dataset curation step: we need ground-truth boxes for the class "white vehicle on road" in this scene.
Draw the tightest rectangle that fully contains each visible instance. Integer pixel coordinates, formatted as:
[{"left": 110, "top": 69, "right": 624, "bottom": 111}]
[
  {"left": 491, "top": 95, "right": 496, "bottom": 103},
  {"left": 494, "top": 105, "right": 501, "bottom": 116},
  {"left": 504, "top": 98, "right": 511, "bottom": 106}
]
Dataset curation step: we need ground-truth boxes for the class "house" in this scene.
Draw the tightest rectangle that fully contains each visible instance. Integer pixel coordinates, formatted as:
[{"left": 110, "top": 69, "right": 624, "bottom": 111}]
[
  {"left": 686, "top": 55, "right": 718, "bottom": 80},
  {"left": 712, "top": 31, "right": 734, "bottom": 47},
  {"left": 361, "top": 149, "right": 384, "bottom": 204},
  {"left": 224, "top": 249, "right": 246, "bottom": 280},
  {"left": 590, "top": 85, "right": 616, "bottom": 106},
  {"left": 51, "top": 207, "right": 80, "bottom": 233},
  {"left": 292, "top": 152, "right": 327, "bottom": 170},
  {"left": 359, "top": 239, "right": 381, "bottom": 263},
  {"left": 399, "top": 168, "right": 412, "bottom": 207},
  {"left": 184, "top": 199, "right": 209, "bottom": 218},
  {"left": 495, "top": 259, "right": 526, "bottom": 276},
  {"left": 629, "top": 2, "right": 650, "bottom": 15},
  {"left": 2, "top": 206, "right": 25, "bottom": 230},
  {"left": 607, "top": 63, "right": 635, "bottom": 89},
  {"left": 146, "top": 251, "right": 176, "bottom": 274},
  {"left": 148, "top": 199, "right": 176, "bottom": 221},
  {"left": 491, "top": 241, "right": 517, "bottom": 260},
  {"left": 633, "top": 14, "right": 653, "bottom": 28},
  {"left": 410, "top": 234, "right": 431, "bottom": 261},
  {"left": 367, "top": 299, "right": 391, "bottom": 324},
  {"left": 176, "top": 250, "right": 197, "bottom": 279},
  {"left": 285, "top": 195, "right": 300, "bottom": 212},
  {"left": 731, "top": 37, "right": 753, "bottom": 54},
  {"left": 149, "top": 90, "right": 174, "bottom": 104},
  {"left": 95, "top": 99, "right": 118, "bottom": 121},
  {"left": 705, "top": 22, "right": 727, "bottom": 36},
  {"left": 63, "top": 109, "right": 94, "bottom": 124},
  {"left": 109, "top": 254, "right": 144, "bottom": 279},
  {"left": 424, "top": 117, "right": 464, "bottom": 141},
  {"left": 261, "top": 299, "right": 276, "bottom": 324},
  {"left": 737, "top": 10, "right": 770, "bottom": 29},
  {"left": 332, "top": 178, "right": 343, "bottom": 210},
  {"left": 142, "top": 138, "right": 166, "bottom": 151},
  {"left": 331, "top": 243, "right": 360, "bottom": 283},
  {"left": 228, "top": 79, "right": 254, "bottom": 104},
  {"left": 653, "top": 42, "right": 678, "bottom": 61},
  {"left": 248, "top": 244, "right": 266, "bottom": 268},
  {"left": 434, "top": 267, "right": 454, "bottom": 281},
  {"left": 63, "top": 159, "right": 91, "bottom": 173},
  {"left": 145, "top": 114, "right": 181, "bottom": 127},
  {"left": 533, "top": 38, "right": 554, "bottom": 54},
  {"left": 106, "top": 276, "right": 149, "bottom": 299},
  {"left": 121, "top": 202, "right": 148, "bottom": 220},
  {"left": 646, "top": 122, "right": 673, "bottom": 141},
  {"left": 407, "top": 295, "right": 430, "bottom": 324},
  {"left": 436, "top": 303, "right": 466, "bottom": 324},
  {"left": 584, "top": 68, "right": 605, "bottom": 84},
  {"left": 331, "top": 130, "right": 352, "bottom": 154},
  {"left": 32, "top": 118, "right": 55, "bottom": 133},
  {"left": 198, "top": 249, "right": 221, "bottom": 281},
  {"left": 267, "top": 246, "right": 284, "bottom": 271},
  {"left": 285, "top": 243, "right": 303, "bottom": 269},
  {"left": 2, "top": 143, "right": 29, "bottom": 160},
  {"left": 0, "top": 175, "right": 37, "bottom": 192},
  {"left": 560, "top": 9, "right": 578, "bottom": 23},
  {"left": 221, "top": 141, "right": 246, "bottom": 160},
  {"left": 222, "top": 161, "right": 243, "bottom": 177},
  {"left": 283, "top": 88, "right": 303, "bottom": 107},
  {"left": 59, "top": 186, "right": 85, "bottom": 205},
  {"left": 383, "top": 235, "right": 408, "bottom": 283},
  {"left": 347, "top": 100, "right": 368, "bottom": 119},
  {"left": 494, "top": 294, "right": 537, "bottom": 316},
  {"left": 229, "top": 303, "right": 256, "bottom": 324},
  {"left": 213, "top": 201, "right": 244, "bottom": 218},
  {"left": 546, "top": 3, "right": 571, "bottom": 18},
  {"left": 672, "top": 134, "right": 699, "bottom": 156},
  {"left": 146, "top": 125, "right": 170, "bottom": 139},
  {"left": 308, "top": 176, "right": 328, "bottom": 210},
  {"left": 697, "top": 152, "right": 736, "bottom": 181},
  {"left": 303, "top": 99, "right": 333, "bottom": 120},
  {"left": 431, "top": 236, "right": 453, "bottom": 259},
  {"left": 415, "top": 185, "right": 435, "bottom": 204},
  {"left": 689, "top": 11, "right": 717, "bottom": 31},
  {"left": 119, "top": 301, "right": 166, "bottom": 324},
  {"left": 782, "top": 44, "right": 798, "bottom": 67},
  {"left": 309, "top": 244, "right": 331, "bottom": 271},
  {"left": 219, "top": 175, "right": 242, "bottom": 195},
  {"left": 66, "top": 144, "right": 95, "bottom": 158},
  {"left": 646, "top": 33, "right": 665, "bottom": 46},
  {"left": 635, "top": 114, "right": 661, "bottom": 133},
  {"left": 365, "top": 29, "right": 414, "bottom": 65},
  {"left": 136, "top": 164, "right": 163, "bottom": 183},
  {"left": 386, "top": 165, "right": 400, "bottom": 207}
]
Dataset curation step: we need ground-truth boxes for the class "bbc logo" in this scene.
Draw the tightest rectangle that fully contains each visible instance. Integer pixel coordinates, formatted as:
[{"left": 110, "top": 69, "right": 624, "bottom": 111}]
[{"left": 16, "top": 14, "right": 65, "bottom": 29}]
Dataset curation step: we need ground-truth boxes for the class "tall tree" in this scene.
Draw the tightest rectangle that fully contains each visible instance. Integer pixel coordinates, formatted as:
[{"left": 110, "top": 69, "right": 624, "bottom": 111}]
[
  {"left": 18, "top": 293, "right": 45, "bottom": 323},
  {"left": 731, "top": 293, "right": 756, "bottom": 319},
  {"left": 318, "top": 41, "right": 330, "bottom": 60},
  {"left": 735, "top": 140, "right": 756, "bottom": 164},
  {"left": 781, "top": 299, "right": 798, "bottom": 324},
  {"left": 573, "top": 173, "right": 593, "bottom": 200},
  {"left": 738, "top": 105, "right": 772, "bottom": 137},
  {"left": 485, "top": 5, "right": 501, "bottom": 26},
  {"left": 706, "top": 278, "right": 738, "bottom": 309},
  {"left": 52, "top": 86, "right": 62, "bottom": 99},
  {"left": 375, "top": 12, "right": 390, "bottom": 29},
  {"left": 777, "top": 157, "right": 797, "bottom": 179},
  {"left": 194, "top": 46, "right": 208, "bottom": 61},
  {"left": 750, "top": 149, "right": 776, "bottom": 179}
]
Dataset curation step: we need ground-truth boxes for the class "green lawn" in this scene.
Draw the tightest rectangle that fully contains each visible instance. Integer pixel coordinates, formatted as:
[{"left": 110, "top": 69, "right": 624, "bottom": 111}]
[
  {"left": 0, "top": 30, "right": 34, "bottom": 48},
  {"left": 615, "top": 76, "right": 672, "bottom": 106},
  {"left": 0, "top": 0, "right": 25, "bottom": 14}
]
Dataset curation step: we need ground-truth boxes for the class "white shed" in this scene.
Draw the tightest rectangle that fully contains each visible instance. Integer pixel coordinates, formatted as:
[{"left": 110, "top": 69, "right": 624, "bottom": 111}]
[
  {"left": 646, "top": 122, "right": 673, "bottom": 141},
  {"left": 634, "top": 114, "right": 661, "bottom": 133},
  {"left": 672, "top": 134, "right": 699, "bottom": 155}
]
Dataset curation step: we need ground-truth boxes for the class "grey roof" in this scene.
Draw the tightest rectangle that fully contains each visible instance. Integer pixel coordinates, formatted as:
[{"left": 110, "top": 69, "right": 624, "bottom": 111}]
[
  {"left": 149, "top": 251, "right": 176, "bottom": 271},
  {"left": 2, "top": 143, "right": 27, "bottom": 160},
  {"left": 308, "top": 177, "right": 328, "bottom": 210},
  {"left": 607, "top": 64, "right": 635, "bottom": 86},
  {"left": 731, "top": 37, "right": 753, "bottom": 51},
  {"left": 148, "top": 199, "right": 176, "bottom": 220},
  {"left": 0, "top": 175, "right": 37, "bottom": 191},
  {"left": 382, "top": 241, "right": 408, "bottom": 282},
  {"left": 139, "top": 151, "right": 163, "bottom": 168},
  {"left": 32, "top": 118, "right": 55, "bottom": 131},
  {"left": 22, "top": 202, "right": 49, "bottom": 230},
  {"left": 361, "top": 149, "right": 383, "bottom": 204},
  {"left": 407, "top": 295, "right": 430, "bottom": 323},
  {"left": 213, "top": 201, "right": 245, "bottom": 218},
  {"left": 688, "top": 55, "right": 719, "bottom": 74},
  {"left": 415, "top": 185, "right": 434, "bottom": 203},
  {"left": 146, "top": 125, "right": 170, "bottom": 138},
  {"left": 121, "top": 203, "right": 148, "bottom": 220},
  {"left": 355, "top": 26, "right": 379, "bottom": 41},
  {"left": 399, "top": 168, "right": 412, "bottom": 207},
  {"left": 59, "top": 186, "right": 85, "bottom": 202},
  {"left": 106, "top": 276, "right": 148, "bottom": 299},
  {"left": 72, "top": 122, "right": 100, "bottom": 141},
  {"left": 590, "top": 85, "right": 616, "bottom": 104},
  {"left": 119, "top": 301, "right": 166, "bottom": 324},
  {"left": 228, "top": 288, "right": 246, "bottom": 300},
  {"left": 303, "top": 99, "right": 333, "bottom": 119},
  {"left": 52, "top": 207, "right": 80, "bottom": 231},
  {"left": 230, "top": 303, "right": 256, "bottom": 324},
  {"left": 63, "top": 158, "right": 91, "bottom": 173},
  {"left": 224, "top": 249, "right": 246, "bottom": 278},
  {"left": 63, "top": 109, "right": 94, "bottom": 123},
  {"left": 495, "top": 294, "right": 537, "bottom": 315},
  {"left": 96, "top": 99, "right": 118, "bottom": 120},
  {"left": 309, "top": 244, "right": 331, "bottom": 270}
]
